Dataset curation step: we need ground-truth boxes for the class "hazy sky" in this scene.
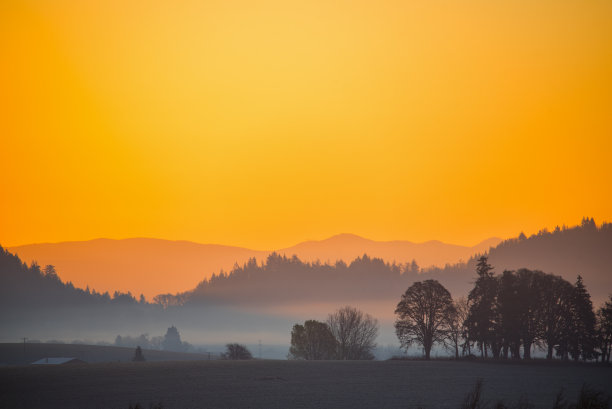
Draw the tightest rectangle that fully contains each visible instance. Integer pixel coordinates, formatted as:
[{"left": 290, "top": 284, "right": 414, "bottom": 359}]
[{"left": 1, "top": 0, "right": 611, "bottom": 249}]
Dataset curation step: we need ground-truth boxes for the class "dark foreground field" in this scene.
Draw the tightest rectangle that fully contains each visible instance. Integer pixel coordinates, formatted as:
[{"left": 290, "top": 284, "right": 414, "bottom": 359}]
[{"left": 1, "top": 360, "right": 610, "bottom": 409}]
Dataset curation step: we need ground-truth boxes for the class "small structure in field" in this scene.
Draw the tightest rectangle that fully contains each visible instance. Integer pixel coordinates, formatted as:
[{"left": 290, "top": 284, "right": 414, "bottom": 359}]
[{"left": 31, "top": 357, "right": 86, "bottom": 365}]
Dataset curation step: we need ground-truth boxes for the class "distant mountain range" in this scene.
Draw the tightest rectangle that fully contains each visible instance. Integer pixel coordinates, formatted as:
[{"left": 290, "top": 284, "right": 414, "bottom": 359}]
[
  {"left": 7, "top": 235, "right": 501, "bottom": 298},
  {"left": 1, "top": 219, "right": 610, "bottom": 346}
]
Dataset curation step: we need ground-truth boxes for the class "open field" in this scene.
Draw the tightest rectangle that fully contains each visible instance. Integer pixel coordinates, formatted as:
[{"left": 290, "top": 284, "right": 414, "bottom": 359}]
[
  {"left": 0, "top": 343, "right": 213, "bottom": 366},
  {"left": 1, "top": 360, "right": 610, "bottom": 409}
]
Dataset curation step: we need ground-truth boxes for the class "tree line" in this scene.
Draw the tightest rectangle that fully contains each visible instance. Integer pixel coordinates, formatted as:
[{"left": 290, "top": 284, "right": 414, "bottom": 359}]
[
  {"left": 289, "top": 306, "right": 379, "bottom": 360},
  {"left": 395, "top": 256, "right": 612, "bottom": 362},
  {"left": 289, "top": 256, "right": 611, "bottom": 362},
  {"left": 115, "top": 325, "right": 191, "bottom": 352}
]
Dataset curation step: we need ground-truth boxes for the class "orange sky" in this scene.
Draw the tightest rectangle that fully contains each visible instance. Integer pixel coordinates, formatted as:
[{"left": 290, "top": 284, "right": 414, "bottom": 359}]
[{"left": 1, "top": 0, "right": 611, "bottom": 250}]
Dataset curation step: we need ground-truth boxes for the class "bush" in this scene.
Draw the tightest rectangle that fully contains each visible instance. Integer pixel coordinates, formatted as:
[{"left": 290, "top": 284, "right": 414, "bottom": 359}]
[
  {"left": 459, "top": 381, "right": 609, "bottom": 409},
  {"left": 221, "top": 343, "right": 253, "bottom": 360}
]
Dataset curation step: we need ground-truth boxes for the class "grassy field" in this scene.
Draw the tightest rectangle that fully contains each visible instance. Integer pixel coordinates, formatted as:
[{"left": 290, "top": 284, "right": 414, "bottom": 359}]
[
  {"left": 0, "top": 343, "right": 213, "bottom": 366},
  {"left": 0, "top": 359, "right": 610, "bottom": 409}
]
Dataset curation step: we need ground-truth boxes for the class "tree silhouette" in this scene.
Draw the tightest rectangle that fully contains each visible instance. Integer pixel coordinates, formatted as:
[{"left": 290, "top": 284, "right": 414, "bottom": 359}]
[
  {"left": 496, "top": 270, "right": 522, "bottom": 359},
  {"left": 465, "top": 256, "right": 498, "bottom": 358},
  {"left": 162, "top": 326, "right": 184, "bottom": 352},
  {"left": 536, "top": 273, "right": 573, "bottom": 360},
  {"left": 395, "top": 279, "right": 455, "bottom": 360},
  {"left": 43, "top": 265, "right": 59, "bottom": 280},
  {"left": 567, "top": 276, "right": 597, "bottom": 361},
  {"left": 461, "top": 261, "right": 598, "bottom": 361},
  {"left": 289, "top": 320, "right": 337, "bottom": 360},
  {"left": 596, "top": 295, "right": 612, "bottom": 363},
  {"left": 327, "top": 306, "right": 378, "bottom": 360},
  {"left": 515, "top": 269, "right": 541, "bottom": 359},
  {"left": 447, "top": 297, "right": 470, "bottom": 358},
  {"left": 221, "top": 343, "right": 252, "bottom": 360},
  {"left": 132, "top": 345, "right": 145, "bottom": 362}
]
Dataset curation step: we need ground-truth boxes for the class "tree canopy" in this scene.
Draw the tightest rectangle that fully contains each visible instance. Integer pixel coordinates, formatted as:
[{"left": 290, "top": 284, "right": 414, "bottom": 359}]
[
  {"left": 222, "top": 343, "right": 253, "bottom": 360},
  {"left": 289, "top": 320, "right": 337, "bottom": 360},
  {"left": 395, "top": 279, "right": 455, "bottom": 359}
]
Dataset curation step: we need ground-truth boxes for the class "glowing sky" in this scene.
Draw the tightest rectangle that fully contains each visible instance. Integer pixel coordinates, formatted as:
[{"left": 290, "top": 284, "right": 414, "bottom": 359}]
[{"left": 1, "top": 0, "right": 611, "bottom": 250}]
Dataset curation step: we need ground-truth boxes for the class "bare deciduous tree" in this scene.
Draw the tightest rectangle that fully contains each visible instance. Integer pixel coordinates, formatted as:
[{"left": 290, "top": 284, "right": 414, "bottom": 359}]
[
  {"left": 327, "top": 306, "right": 379, "bottom": 360},
  {"left": 447, "top": 297, "right": 470, "bottom": 358}
]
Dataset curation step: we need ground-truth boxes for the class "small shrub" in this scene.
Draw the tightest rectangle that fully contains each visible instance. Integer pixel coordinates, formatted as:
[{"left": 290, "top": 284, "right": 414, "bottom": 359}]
[
  {"left": 221, "top": 343, "right": 253, "bottom": 360},
  {"left": 574, "top": 384, "right": 610, "bottom": 409},
  {"left": 461, "top": 378, "right": 484, "bottom": 409},
  {"left": 551, "top": 388, "right": 568, "bottom": 409},
  {"left": 458, "top": 381, "right": 609, "bottom": 409}
]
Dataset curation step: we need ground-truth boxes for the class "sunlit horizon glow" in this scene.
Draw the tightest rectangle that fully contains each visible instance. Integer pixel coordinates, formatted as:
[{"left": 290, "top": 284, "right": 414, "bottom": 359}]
[{"left": 1, "top": 0, "right": 611, "bottom": 250}]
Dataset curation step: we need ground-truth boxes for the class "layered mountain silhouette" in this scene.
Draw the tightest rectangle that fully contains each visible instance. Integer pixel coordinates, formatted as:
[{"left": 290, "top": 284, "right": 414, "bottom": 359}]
[
  {"left": 7, "top": 235, "right": 501, "bottom": 299},
  {"left": 1, "top": 219, "right": 610, "bottom": 345},
  {"left": 160, "top": 219, "right": 611, "bottom": 308}
]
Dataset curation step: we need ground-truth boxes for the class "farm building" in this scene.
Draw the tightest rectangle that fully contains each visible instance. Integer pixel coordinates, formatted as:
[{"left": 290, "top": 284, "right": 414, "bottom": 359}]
[{"left": 31, "top": 357, "right": 86, "bottom": 365}]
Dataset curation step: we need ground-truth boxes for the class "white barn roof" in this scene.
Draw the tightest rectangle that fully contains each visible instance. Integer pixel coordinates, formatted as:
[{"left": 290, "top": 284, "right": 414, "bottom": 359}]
[{"left": 31, "top": 357, "right": 84, "bottom": 365}]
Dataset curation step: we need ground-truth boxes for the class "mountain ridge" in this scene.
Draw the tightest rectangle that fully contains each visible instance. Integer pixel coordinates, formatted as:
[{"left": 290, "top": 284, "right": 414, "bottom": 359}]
[{"left": 7, "top": 234, "right": 503, "bottom": 299}]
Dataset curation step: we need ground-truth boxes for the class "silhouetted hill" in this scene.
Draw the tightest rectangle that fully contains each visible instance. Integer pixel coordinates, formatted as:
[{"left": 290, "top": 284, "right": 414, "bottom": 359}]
[
  {"left": 8, "top": 238, "right": 267, "bottom": 299},
  {"left": 0, "top": 246, "right": 159, "bottom": 342},
  {"left": 424, "top": 218, "right": 612, "bottom": 304},
  {"left": 167, "top": 219, "right": 611, "bottom": 307},
  {"left": 277, "top": 233, "right": 500, "bottom": 267},
  {"left": 489, "top": 220, "right": 611, "bottom": 295},
  {"left": 7, "top": 235, "right": 501, "bottom": 299},
  {"left": 0, "top": 246, "right": 142, "bottom": 308}
]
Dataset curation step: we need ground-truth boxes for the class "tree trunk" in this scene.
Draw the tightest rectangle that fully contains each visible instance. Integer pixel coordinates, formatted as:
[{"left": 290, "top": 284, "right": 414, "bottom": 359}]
[
  {"left": 523, "top": 341, "right": 531, "bottom": 360},
  {"left": 424, "top": 336, "right": 432, "bottom": 360},
  {"left": 547, "top": 343, "right": 554, "bottom": 360},
  {"left": 492, "top": 343, "right": 500, "bottom": 359}
]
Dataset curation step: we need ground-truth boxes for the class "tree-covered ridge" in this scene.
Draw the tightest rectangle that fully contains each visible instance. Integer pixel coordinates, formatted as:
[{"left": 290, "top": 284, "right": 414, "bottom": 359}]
[
  {"left": 156, "top": 219, "right": 611, "bottom": 307},
  {"left": 2, "top": 218, "right": 610, "bottom": 310},
  {"left": 154, "top": 253, "right": 418, "bottom": 307},
  {"left": 0, "top": 246, "right": 145, "bottom": 308},
  {"left": 415, "top": 218, "right": 612, "bottom": 303}
]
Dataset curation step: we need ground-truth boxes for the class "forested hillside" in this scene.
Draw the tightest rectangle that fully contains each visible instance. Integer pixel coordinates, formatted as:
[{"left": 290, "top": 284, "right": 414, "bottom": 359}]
[
  {"left": 0, "top": 247, "right": 144, "bottom": 308},
  {"left": 157, "top": 219, "right": 611, "bottom": 307},
  {"left": 425, "top": 218, "right": 612, "bottom": 304}
]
